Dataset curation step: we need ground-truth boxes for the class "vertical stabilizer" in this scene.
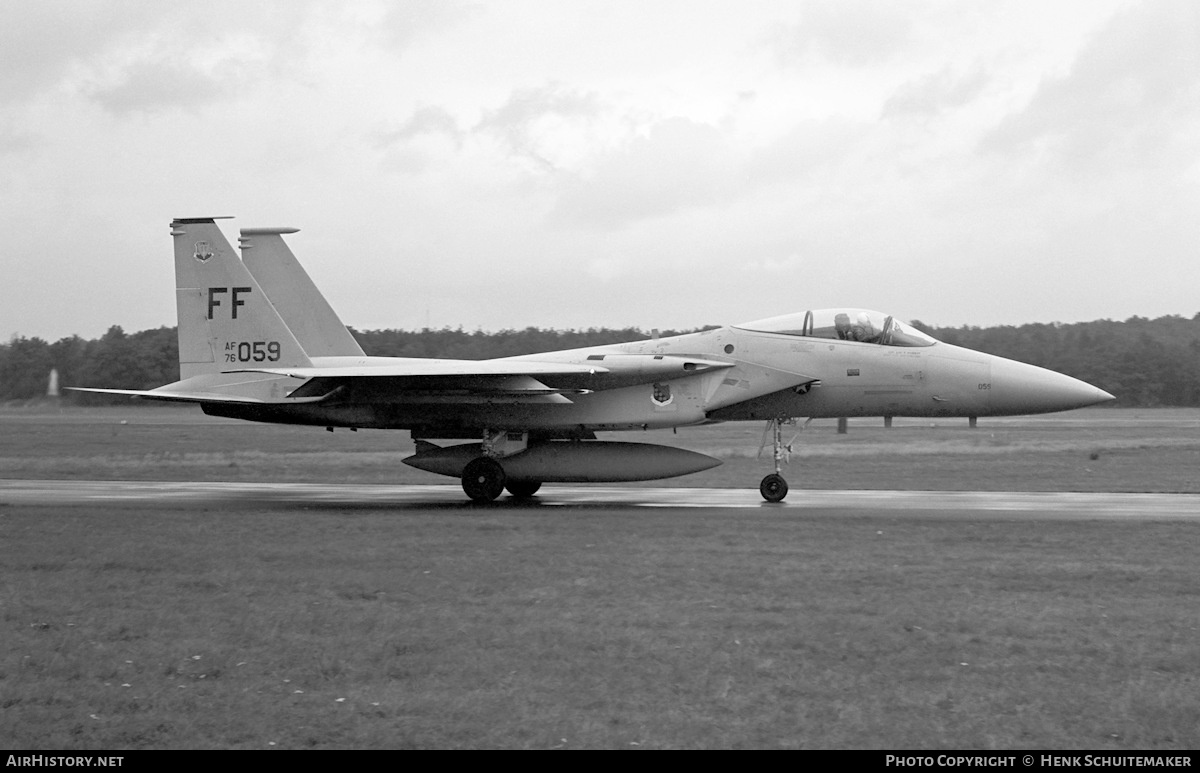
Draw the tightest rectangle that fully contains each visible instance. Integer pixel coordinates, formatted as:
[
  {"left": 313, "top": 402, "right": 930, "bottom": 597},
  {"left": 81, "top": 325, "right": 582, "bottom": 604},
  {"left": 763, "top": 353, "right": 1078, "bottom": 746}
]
[
  {"left": 171, "top": 218, "right": 311, "bottom": 379},
  {"left": 239, "top": 228, "right": 365, "bottom": 357}
]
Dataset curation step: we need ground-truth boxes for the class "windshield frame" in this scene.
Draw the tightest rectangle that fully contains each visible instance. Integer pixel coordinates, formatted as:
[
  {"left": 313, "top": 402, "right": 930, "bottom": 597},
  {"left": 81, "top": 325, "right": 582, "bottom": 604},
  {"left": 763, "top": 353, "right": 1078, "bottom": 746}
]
[{"left": 734, "top": 308, "right": 938, "bottom": 348}]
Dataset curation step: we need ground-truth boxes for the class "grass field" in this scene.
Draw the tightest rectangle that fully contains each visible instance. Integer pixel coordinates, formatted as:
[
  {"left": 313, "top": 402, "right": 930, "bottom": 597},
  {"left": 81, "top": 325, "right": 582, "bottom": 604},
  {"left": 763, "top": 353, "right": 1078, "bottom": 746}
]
[
  {"left": 2, "top": 405, "right": 1199, "bottom": 749},
  {"left": 3, "top": 404, "right": 1200, "bottom": 492}
]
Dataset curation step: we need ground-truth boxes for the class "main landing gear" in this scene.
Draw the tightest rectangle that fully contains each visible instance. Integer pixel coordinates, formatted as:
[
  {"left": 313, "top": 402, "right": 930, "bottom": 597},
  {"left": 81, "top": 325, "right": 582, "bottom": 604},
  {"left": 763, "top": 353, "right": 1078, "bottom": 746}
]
[
  {"left": 505, "top": 480, "right": 542, "bottom": 498},
  {"left": 460, "top": 458, "right": 541, "bottom": 502},
  {"left": 461, "top": 457, "right": 506, "bottom": 502},
  {"left": 461, "top": 430, "right": 541, "bottom": 502}
]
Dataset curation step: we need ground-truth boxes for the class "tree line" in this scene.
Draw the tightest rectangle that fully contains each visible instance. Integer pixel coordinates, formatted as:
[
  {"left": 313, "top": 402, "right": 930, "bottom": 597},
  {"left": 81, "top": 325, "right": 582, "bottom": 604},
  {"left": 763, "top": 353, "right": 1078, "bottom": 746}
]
[{"left": 3, "top": 314, "right": 1198, "bottom": 406}]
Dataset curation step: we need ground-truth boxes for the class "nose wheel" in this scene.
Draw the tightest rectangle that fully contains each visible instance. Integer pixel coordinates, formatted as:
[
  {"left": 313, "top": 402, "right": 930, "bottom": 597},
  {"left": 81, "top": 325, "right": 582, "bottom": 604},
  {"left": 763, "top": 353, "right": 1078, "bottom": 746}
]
[
  {"left": 758, "top": 417, "right": 807, "bottom": 502},
  {"left": 760, "top": 473, "right": 788, "bottom": 502}
]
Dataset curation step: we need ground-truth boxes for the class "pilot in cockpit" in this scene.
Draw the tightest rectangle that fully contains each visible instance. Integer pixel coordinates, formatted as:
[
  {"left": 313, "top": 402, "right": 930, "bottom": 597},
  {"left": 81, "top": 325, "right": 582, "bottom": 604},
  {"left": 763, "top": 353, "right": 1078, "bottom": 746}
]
[
  {"left": 834, "top": 313, "right": 853, "bottom": 340},
  {"left": 853, "top": 312, "right": 878, "bottom": 343}
]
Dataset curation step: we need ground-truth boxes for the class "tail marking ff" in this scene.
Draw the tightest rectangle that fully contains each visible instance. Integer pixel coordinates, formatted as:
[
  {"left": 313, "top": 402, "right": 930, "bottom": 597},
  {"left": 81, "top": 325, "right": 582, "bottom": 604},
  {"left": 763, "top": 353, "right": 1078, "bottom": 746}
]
[{"left": 171, "top": 218, "right": 311, "bottom": 380}]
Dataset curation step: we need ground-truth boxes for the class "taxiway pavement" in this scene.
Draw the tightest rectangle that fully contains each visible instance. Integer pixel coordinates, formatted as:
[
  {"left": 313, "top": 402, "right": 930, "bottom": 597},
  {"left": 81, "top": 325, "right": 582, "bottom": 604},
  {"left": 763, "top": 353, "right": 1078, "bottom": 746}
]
[{"left": 2, "top": 480, "right": 1199, "bottom": 519}]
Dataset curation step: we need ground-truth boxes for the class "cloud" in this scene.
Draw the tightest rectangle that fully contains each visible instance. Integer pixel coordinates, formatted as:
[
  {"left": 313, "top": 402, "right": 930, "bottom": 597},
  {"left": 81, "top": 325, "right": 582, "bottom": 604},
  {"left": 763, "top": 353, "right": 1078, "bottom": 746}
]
[
  {"left": 3, "top": 0, "right": 1196, "bottom": 339},
  {"left": 883, "top": 67, "right": 990, "bottom": 120},
  {"left": 766, "top": 0, "right": 917, "bottom": 67},
  {"left": 77, "top": 14, "right": 312, "bottom": 117},
  {"left": 390, "top": 105, "right": 463, "bottom": 141},
  {"left": 747, "top": 253, "right": 805, "bottom": 274},
  {"left": 0, "top": 0, "right": 153, "bottom": 105},
  {"left": 373, "top": 0, "right": 481, "bottom": 51},
  {"left": 474, "top": 82, "right": 605, "bottom": 169},
  {"left": 0, "top": 120, "right": 35, "bottom": 156},
  {"left": 2, "top": 1, "right": 323, "bottom": 116},
  {"left": 746, "top": 116, "right": 868, "bottom": 186},
  {"left": 583, "top": 256, "right": 628, "bottom": 283},
  {"left": 549, "top": 117, "right": 743, "bottom": 228},
  {"left": 373, "top": 105, "right": 467, "bottom": 173},
  {"left": 376, "top": 83, "right": 611, "bottom": 175},
  {"left": 979, "top": 0, "right": 1200, "bottom": 171},
  {"left": 84, "top": 54, "right": 228, "bottom": 115}
]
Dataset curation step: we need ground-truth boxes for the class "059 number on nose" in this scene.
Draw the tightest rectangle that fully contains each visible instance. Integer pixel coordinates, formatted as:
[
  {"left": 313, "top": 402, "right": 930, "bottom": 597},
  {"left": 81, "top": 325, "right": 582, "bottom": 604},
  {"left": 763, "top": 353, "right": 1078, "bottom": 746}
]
[{"left": 225, "top": 341, "right": 281, "bottom": 363}]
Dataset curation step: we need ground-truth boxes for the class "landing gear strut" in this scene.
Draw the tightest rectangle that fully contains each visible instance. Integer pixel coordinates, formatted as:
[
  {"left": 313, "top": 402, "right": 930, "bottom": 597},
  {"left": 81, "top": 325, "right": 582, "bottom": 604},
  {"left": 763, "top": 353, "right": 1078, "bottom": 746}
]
[
  {"left": 462, "top": 457, "right": 506, "bottom": 502},
  {"left": 759, "top": 418, "right": 805, "bottom": 503}
]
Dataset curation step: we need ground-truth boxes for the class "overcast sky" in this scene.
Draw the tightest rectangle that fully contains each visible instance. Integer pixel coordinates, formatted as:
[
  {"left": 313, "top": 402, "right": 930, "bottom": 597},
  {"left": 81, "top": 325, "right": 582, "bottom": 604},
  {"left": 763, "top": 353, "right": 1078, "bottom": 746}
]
[{"left": 2, "top": 0, "right": 1197, "bottom": 342}]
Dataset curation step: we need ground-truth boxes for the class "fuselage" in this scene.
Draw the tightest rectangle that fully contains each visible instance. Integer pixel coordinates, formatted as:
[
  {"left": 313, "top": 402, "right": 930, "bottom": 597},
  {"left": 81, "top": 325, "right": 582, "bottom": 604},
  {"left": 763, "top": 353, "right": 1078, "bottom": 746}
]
[{"left": 202, "top": 316, "right": 1113, "bottom": 437}]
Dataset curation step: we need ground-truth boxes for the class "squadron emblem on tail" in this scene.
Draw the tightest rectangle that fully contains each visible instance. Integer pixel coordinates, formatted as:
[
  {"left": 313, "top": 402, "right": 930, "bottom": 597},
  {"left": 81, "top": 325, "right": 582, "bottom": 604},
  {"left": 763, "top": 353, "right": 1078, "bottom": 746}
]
[{"left": 193, "top": 241, "right": 213, "bottom": 262}]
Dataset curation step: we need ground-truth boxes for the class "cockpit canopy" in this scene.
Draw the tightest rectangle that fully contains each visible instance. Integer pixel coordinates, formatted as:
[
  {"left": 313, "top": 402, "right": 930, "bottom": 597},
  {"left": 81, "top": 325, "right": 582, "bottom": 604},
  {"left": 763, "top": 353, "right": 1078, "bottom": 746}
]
[{"left": 735, "top": 308, "right": 938, "bottom": 348}]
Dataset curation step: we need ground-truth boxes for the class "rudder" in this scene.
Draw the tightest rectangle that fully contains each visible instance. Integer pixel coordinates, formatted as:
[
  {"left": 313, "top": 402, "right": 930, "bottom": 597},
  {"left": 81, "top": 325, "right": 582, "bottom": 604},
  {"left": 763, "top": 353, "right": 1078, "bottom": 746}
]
[{"left": 239, "top": 227, "right": 365, "bottom": 357}]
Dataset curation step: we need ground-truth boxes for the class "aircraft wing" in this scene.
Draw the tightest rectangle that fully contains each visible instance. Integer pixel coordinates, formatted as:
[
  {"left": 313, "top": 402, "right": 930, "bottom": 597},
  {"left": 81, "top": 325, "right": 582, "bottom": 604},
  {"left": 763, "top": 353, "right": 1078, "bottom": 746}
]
[
  {"left": 230, "top": 355, "right": 736, "bottom": 403},
  {"left": 71, "top": 355, "right": 736, "bottom": 407},
  {"left": 230, "top": 359, "right": 612, "bottom": 380}
]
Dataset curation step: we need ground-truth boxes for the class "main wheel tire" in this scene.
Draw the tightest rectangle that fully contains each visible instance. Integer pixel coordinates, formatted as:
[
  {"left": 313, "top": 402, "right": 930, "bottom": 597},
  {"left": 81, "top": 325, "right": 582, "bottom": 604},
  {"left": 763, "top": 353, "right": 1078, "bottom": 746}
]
[
  {"left": 505, "top": 480, "right": 542, "bottom": 498},
  {"left": 462, "top": 457, "right": 506, "bottom": 502},
  {"left": 759, "top": 473, "right": 788, "bottom": 503}
]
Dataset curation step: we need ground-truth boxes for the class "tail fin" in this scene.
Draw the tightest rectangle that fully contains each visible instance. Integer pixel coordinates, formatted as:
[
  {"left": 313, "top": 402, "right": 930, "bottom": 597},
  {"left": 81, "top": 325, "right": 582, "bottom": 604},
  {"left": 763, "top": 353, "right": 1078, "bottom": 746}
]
[
  {"left": 172, "top": 218, "right": 311, "bottom": 379},
  {"left": 238, "top": 228, "right": 365, "bottom": 357}
]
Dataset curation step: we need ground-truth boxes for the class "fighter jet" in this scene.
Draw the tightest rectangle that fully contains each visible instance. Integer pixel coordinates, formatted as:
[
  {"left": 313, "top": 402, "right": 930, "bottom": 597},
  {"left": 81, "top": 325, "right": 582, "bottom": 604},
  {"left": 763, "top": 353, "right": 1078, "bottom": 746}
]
[{"left": 73, "top": 217, "right": 1114, "bottom": 502}]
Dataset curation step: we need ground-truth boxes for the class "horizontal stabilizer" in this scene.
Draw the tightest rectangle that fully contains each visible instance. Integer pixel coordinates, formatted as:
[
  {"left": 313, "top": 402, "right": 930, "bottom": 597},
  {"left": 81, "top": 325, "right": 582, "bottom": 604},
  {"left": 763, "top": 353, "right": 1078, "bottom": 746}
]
[{"left": 64, "top": 386, "right": 331, "bottom": 405}]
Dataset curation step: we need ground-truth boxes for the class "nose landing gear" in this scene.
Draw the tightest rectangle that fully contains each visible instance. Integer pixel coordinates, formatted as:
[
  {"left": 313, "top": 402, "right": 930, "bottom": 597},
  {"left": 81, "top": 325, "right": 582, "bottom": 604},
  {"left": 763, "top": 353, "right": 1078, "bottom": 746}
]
[{"left": 758, "top": 417, "right": 808, "bottom": 503}]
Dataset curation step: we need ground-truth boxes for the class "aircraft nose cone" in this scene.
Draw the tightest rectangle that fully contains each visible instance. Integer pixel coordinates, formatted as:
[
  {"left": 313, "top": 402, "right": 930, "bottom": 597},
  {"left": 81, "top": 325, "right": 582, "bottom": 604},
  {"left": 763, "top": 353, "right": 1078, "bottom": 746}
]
[{"left": 989, "top": 357, "right": 1115, "bottom": 415}]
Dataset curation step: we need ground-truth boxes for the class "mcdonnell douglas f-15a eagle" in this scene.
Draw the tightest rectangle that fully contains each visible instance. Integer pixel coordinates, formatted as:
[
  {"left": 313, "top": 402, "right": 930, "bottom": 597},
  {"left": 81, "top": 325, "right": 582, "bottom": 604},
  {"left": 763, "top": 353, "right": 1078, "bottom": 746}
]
[{"left": 73, "top": 217, "right": 1115, "bottom": 502}]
